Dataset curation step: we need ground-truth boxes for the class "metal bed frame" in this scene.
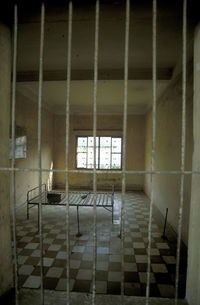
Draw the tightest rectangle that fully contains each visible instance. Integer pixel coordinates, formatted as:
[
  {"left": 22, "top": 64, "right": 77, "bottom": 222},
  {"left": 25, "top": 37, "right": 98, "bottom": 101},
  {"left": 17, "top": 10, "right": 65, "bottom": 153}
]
[{"left": 27, "top": 184, "right": 115, "bottom": 236}]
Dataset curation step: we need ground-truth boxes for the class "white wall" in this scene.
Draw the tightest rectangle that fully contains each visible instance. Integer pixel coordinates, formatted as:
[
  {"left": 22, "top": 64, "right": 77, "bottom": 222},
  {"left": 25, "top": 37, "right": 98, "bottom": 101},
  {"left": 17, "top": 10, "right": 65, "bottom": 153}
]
[
  {"left": 144, "top": 65, "right": 193, "bottom": 246},
  {"left": 53, "top": 114, "right": 145, "bottom": 191},
  {"left": 14, "top": 93, "right": 54, "bottom": 205},
  {"left": 186, "top": 23, "right": 200, "bottom": 305}
]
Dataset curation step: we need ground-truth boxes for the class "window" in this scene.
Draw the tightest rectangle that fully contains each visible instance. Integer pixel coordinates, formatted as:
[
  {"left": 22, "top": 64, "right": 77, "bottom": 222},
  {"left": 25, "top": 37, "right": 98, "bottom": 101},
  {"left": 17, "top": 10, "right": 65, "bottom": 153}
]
[
  {"left": 76, "top": 136, "right": 122, "bottom": 169},
  {"left": 9, "top": 136, "right": 27, "bottom": 159}
]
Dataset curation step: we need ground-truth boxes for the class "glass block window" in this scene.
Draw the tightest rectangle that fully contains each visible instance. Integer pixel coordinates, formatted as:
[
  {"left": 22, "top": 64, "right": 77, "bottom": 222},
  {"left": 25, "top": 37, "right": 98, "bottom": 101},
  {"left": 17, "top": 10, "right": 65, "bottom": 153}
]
[
  {"left": 76, "top": 136, "right": 122, "bottom": 169},
  {"left": 9, "top": 136, "right": 27, "bottom": 159}
]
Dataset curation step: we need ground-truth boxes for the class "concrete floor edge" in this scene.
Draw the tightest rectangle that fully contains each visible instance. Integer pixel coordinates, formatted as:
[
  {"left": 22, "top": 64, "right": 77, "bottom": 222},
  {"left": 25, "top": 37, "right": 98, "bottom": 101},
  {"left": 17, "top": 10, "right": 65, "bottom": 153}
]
[{"left": 17, "top": 289, "right": 189, "bottom": 305}]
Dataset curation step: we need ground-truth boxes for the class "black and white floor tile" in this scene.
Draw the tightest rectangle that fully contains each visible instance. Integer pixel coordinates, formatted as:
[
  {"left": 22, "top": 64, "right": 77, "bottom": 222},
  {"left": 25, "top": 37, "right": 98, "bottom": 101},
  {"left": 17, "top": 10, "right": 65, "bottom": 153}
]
[{"left": 13, "top": 192, "right": 187, "bottom": 298}]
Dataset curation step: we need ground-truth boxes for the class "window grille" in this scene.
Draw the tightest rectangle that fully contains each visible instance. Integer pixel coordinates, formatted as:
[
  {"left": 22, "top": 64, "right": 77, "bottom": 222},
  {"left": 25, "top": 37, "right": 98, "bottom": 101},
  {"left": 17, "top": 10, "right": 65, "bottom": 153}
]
[
  {"left": 9, "top": 136, "right": 27, "bottom": 159},
  {"left": 76, "top": 136, "right": 122, "bottom": 169}
]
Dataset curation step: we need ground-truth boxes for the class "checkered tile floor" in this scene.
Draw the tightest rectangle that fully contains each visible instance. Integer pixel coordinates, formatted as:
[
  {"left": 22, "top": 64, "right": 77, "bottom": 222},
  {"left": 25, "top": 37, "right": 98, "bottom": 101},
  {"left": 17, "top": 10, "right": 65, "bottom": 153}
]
[{"left": 14, "top": 192, "right": 186, "bottom": 298}]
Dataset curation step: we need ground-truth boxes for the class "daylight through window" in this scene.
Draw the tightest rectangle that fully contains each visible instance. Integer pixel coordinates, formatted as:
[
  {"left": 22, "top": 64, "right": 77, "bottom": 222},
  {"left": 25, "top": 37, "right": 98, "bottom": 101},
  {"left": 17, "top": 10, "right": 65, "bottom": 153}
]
[
  {"left": 76, "top": 136, "right": 122, "bottom": 169},
  {"left": 9, "top": 136, "right": 27, "bottom": 159}
]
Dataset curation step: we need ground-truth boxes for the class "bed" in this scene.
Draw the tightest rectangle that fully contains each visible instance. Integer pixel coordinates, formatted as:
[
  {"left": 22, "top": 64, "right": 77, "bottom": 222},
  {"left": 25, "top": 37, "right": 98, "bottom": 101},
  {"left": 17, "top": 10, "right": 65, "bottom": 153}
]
[{"left": 27, "top": 184, "right": 115, "bottom": 236}]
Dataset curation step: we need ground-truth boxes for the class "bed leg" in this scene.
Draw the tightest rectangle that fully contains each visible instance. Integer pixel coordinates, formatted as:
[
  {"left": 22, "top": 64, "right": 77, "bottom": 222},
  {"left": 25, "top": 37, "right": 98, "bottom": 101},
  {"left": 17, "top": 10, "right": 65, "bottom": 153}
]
[
  {"left": 27, "top": 202, "right": 29, "bottom": 220},
  {"left": 76, "top": 206, "right": 82, "bottom": 237},
  {"left": 112, "top": 203, "right": 114, "bottom": 224},
  {"left": 118, "top": 211, "right": 122, "bottom": 238},
  {"left": 38, "top": 204, "right": 39, "bottom": 232},
  {"left": 111, "top": 192, "right": 115, "bottom": 224},
  {"left": 118, "top": 223, "right": 122, "bottom": 239}
]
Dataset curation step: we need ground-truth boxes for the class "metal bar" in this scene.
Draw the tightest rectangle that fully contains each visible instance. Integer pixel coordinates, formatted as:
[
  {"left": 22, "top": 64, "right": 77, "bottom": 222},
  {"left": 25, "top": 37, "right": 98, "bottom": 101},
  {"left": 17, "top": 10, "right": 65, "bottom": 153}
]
[
  {"left": 38, "top": 203, "right": 40, "bottom": 232},
  {"left": 1, "top": 166, "right": 200, "bottom": 175},
  {"left": 146, "top": 0, "right": 157, "bottom": 302},
  {"left": 175, "top": 0, "right": 187, "bottom": 303},
  {"left": 161, "top": 208, "right": 168, "bottom": 240},
  {"left": 112, "top": 201, "right": 114, "bottom": 223},
  {"left": 92, "top": 1, "right": 99, "bottom": 304},
  {"left": 65, "top": 2, "right": 72, "bottom": 304},
  {"left": 38, "top": 4, "right": 45, "bottom": 304},
  {"left": 27, "top": 183, "right": 46, "bottom": 193},
  {"left": 98, "top": 136, "right": 100, "bottom": 168},
  {"left": 86, "top": 136, "right": 88, "bottom": 168},
  {"left": 27, "top": 194, "right": 29, "bottom": 220},
  {"left": 110, "top": 137, "right": 112, "bottom": 169},
  {"left": 112, "top": 184, "right": 115, "bottom": 195},
  {"left": 121, "top": 0, "right": 130, "bottom": 302},
  {"left": 76, "top": 206, "right": 82, "bottom": 237},
  {"left": 10, "top": 5, "right": 19, "bottom": 305}
]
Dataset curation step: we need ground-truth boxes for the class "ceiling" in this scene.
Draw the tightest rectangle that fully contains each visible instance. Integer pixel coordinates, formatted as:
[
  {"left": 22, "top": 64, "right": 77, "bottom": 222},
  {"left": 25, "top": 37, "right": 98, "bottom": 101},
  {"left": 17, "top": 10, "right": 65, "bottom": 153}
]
[
  {"left": 16, "top": 80, "right": 169, "bottom": 115},
  {"left": 15, "top": 0, "right": 197, "bottom": 115}
]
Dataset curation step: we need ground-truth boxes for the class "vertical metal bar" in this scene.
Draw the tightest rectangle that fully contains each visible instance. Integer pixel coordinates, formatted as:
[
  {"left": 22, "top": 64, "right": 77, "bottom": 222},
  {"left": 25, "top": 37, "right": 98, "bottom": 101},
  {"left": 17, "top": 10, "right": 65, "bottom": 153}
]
[
  {"left": 38, "top": 204, "right": 40, "bottom": 232},
  {"left": 146, "top": 0, "right": 157, "bottom": 303},
  {"left": 76, "top": 206, "right": 81, "bottom": 237},
  {"left": 98, "top": 136, "right": 101, "bottom": 169},
  {"left": 175, "top": 0, "right": 187, "bottom": 303},
  {"left": 87, "top": 136, "right": 88, "bottom": 168},
  {"left": 121, "top": 0, "right": 130, "bottom": 302},
  {"left": 38, "top": 4, "right": 45, "bottom": 304},
  {"left": 11, "top": 5, "right": 19, "bottom": 305},
  {"left": 110, "top": 137, "right": 112, "bottom": 169},
  {"left": 161, "top": 208, "right": 168, "bottom": 240},
  {"left": 92, "top": 1, "right": 99, "bottom": 304},
  {"left": 65, "top": 2, "right": 72, "bottom": 304}
]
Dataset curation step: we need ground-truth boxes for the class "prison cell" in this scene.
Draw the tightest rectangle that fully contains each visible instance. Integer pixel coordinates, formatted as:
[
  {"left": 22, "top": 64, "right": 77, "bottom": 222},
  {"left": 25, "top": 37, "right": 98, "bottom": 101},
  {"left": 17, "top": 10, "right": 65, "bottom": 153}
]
[{"left": 0, "top": 0, "right": 200, "bottom": 305}]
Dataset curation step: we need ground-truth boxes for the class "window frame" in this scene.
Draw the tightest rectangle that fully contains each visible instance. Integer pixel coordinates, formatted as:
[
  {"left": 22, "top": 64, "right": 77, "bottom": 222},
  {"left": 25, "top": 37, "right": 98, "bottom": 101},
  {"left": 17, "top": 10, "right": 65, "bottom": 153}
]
[
  {"left": 75, "top": 135, "right": 122, "bottom": 170},
  {"left": 9, "top": 135, "right": 27, "bottom": 159}
]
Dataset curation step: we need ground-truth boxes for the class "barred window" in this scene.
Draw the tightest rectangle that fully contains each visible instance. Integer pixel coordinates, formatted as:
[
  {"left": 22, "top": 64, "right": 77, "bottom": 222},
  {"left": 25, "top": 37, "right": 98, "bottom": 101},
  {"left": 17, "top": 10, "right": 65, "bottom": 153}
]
[
  {"left": 76, "top": 136, "right": 122, "bottom": 169},
  {"left": 9, "top": 136, "right": 27, "bottom": 159}
]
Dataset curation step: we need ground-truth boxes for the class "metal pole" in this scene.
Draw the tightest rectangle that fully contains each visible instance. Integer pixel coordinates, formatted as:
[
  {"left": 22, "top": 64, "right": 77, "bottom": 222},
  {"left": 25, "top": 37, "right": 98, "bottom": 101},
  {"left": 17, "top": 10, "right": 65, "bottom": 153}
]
[
  {"left": 121, "top": 0, "right": 130, "bottom": 302},
  {"left": 175, "top": 0, "right": 187, "bottom": 303},
  {"left": 27, "top": 194, "right": 29, "bottom": 220},
  {"left": 146, "top": 0, "right": 157, "bottom": 303},
  {"left": 11, "top": 5, "right": 19, "bottom": 305},
  {"left": 161, "top": 208, "right": 168, "bottom": 240},
  {"left": 92, "top": 1, "right": 99, "bottom": 304},
  {"left": 76, "top": 206, "right": 82, "bottom": 237},
  {"left": 0, "top": 167, "right": 200, "bottom": 176},
  {"left": 38, "top": 4, "right": 45, "bottom": 304},
  {"left": 65, "top": 2, "right": 73, "bottom": 304}
]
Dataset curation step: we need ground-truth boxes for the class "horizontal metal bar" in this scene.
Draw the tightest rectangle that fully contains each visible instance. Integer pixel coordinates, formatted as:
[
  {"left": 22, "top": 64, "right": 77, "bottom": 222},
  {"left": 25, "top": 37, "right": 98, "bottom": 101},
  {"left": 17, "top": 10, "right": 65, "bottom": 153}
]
[{"left": 0, "top": 167, "right": 199, "bottom": 175}]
